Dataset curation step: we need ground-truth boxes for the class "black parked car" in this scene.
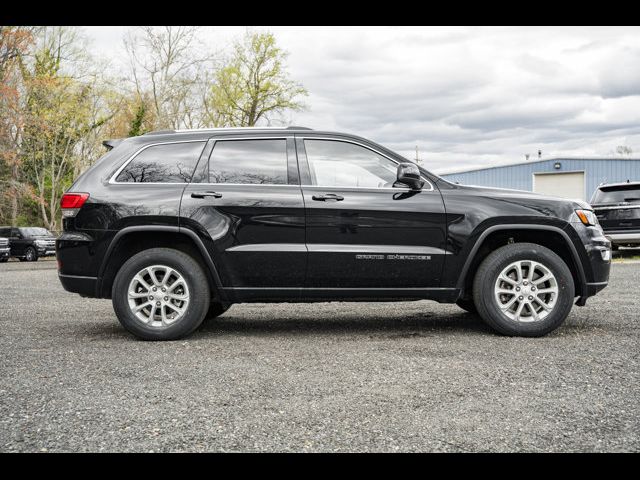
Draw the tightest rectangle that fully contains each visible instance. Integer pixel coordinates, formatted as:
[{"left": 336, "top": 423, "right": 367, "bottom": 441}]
[
  {"left": 0, "top": 227, "right": 56, "bottom": 262},
  {"left": 591, "top": 181, "right": 640, "bottom": 249},
  {"left": 56, "top": 127, "right": 611, "bottom": 340}
]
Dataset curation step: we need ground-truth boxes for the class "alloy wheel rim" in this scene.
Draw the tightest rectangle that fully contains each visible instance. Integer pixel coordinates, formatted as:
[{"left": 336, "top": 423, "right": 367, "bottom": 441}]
[
  {"left": 494, "top": 260, "right": 558, "bottom": 322},
  {"left": 127, "top": 265, "right": 190, "bottom": 328}
]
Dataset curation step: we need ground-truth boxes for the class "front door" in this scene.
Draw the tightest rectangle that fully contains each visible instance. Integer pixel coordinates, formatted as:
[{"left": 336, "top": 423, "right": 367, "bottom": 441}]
[
  {"left": 297, "top": 137, "right": 447, "bottom": 289},
  {"left": 10, "top": 228, "right": 26, "bottom": 257},
  {"left": 180, "top": 136, "right": 306, "bottom": 297}
]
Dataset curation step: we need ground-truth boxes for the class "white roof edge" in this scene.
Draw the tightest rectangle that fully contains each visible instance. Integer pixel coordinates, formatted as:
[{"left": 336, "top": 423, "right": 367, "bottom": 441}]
[{"left": 439, "top": 157, "right": 640, "bottom": 176}]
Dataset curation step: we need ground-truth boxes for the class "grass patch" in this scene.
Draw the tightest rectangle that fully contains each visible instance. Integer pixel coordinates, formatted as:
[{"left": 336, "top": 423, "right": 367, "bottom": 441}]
[{"left": 612, "top": 255, "right": 640, "bottom": 262}]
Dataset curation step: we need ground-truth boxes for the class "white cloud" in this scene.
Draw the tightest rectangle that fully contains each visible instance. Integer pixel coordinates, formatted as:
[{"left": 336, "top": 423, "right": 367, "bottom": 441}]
[{"left": 83, "top": 25, "right": 640, "bottom": 173}]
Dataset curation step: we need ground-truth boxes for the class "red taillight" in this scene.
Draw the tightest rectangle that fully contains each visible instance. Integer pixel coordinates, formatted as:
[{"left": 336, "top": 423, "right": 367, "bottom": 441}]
[{"left": 60, "top": 193, "right": 89, "bottom": 209}]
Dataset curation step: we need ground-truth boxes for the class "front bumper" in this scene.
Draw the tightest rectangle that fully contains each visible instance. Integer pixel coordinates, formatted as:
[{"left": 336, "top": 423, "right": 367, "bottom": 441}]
[
  {"left": 0, "top": 248, "right": 9, "bottom": 259},
  {"left": 568, "top": 222, "right": 611, "bottom": 303},
  {"left": 605, "top": 231, "right": 640, "bottom": 245}
]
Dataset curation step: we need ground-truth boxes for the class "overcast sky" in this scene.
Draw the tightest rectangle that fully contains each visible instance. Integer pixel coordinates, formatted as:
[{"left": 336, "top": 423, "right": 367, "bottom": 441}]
[{"left": 85, "top": 26, "right": 640, "bottom": 174}]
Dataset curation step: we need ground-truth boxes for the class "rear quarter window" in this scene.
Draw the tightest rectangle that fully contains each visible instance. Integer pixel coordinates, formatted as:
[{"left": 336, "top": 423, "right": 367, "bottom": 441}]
[{"left": 115, "top": 141, "right": 206, "bottom": 183}]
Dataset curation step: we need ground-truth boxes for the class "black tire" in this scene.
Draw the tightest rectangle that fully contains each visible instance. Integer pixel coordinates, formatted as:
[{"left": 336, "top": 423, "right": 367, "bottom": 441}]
[
  {"left": 0, "top": 258, "right": 8, "bottom": 263},
  {"left": 205, "top": 302, "right": 230, "bottom": 320},
  {"left": 112, "top": 248, "right": 210, "bottom": 341},
  {"left": 473, "top": 242, "right": 575, "bottom": 337},
  {"left": 24, "top": 247, "right": 37, "bottom": 262},
  {"left": 456, "top": 297, "right": 477, "bottom": 314}
]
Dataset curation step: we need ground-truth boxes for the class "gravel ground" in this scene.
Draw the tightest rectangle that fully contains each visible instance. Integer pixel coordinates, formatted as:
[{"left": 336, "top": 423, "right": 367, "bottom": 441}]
[{"left": 0, "top": 261, "right": 638, "bottom": 452}]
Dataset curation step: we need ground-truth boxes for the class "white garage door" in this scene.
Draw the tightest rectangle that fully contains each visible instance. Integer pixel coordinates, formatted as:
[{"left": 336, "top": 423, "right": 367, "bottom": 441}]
[{"left": 533, "top": 171, "right": 585, "bottom": 201}]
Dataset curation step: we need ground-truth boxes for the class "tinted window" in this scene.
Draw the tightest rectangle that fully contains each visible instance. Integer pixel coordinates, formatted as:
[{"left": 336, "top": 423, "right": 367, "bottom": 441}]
[
  {"left": 116, "top": 142, "right": 205, "bottom": 183},
  {"left": 304, "top": 140, "right": 398, "bottom": 188},
  {"left": 0, "top": 228, "right": 10, "bottom": 237},
  {"left": 592, "top": 184, "right": 640, "bottom": 204},
  {"left": 207, "top": 139, "right": 288, "bottom": 185}
]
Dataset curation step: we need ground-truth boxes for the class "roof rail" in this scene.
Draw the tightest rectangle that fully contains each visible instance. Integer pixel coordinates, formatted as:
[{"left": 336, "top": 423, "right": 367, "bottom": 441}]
[
  {"left": 143, "top": 126, "right": 313, "bottom": 136},
  {"left": 143, "top": 130, "right": 176, "bottom": 136}
]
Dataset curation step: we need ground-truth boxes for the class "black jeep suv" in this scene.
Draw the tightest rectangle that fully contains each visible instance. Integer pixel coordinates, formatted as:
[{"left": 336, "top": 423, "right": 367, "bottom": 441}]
[
  {"left": 591, "top": 181, "right": 640, "bottom": 249},
  {"left": 0, "top": 226, "right": 56, "bottom": 262},
  {"left": 56, "top": 127, "right": 611, "bottom": 340}
]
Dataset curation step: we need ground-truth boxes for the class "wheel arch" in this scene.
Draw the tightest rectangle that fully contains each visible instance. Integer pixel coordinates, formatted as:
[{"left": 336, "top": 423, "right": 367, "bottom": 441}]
[
  {"left": 456, "top": 224, "right": 587, "bottom": 298},
  {"left": 96, "top": 226, "right": 225, "bottom": 301}
]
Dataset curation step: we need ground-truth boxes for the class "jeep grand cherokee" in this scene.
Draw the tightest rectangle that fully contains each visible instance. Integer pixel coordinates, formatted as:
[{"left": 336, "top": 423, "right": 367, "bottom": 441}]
[{"left": 56, "top": 127, "right": 611, "bottom": 340}]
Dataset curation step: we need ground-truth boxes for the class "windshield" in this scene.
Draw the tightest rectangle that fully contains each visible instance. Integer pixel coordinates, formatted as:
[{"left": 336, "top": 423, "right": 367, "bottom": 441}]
[
  {"left": 20, "top": 227, "right": 52, "bottom": 237},
  {"left": 592, "top": 184, "right": 640, "bottom": 204}
]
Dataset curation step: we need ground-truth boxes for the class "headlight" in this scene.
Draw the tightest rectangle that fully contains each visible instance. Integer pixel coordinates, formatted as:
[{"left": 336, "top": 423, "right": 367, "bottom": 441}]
[{"left": 575, "top": 209, "right": 598, "bottom": 226}]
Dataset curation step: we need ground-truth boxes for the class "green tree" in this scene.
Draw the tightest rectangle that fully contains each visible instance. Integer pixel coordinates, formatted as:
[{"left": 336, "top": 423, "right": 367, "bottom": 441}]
[
  {"left": 0, "top": 26, "right": 36, "bottom": 226},
  {"left": 19, "top": 27, "right": 103, "bottom": 231},
  {"left": 128, "top": 100, "right": 148, "bottom": 137},
  {"left": 207, "top": 31, "right": 307, "bottom": 127}
]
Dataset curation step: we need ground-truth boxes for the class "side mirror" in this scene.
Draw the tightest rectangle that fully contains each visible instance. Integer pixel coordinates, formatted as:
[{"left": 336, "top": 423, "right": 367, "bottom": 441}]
[{"left": 395, "top": 162, "right": 424, "bottom": 190}]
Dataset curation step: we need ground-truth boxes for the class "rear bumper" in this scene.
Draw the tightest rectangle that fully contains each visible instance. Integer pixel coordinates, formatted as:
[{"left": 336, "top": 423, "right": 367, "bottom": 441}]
[
  {"left": 605, "top": 231, "right": 640, "bottom": 245},
  {"left": 58, "top": 273, "right": 98, "bottom": 297}
]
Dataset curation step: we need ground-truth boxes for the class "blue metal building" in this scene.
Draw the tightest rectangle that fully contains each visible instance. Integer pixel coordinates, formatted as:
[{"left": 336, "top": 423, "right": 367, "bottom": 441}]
[{"left": 439, "top": 158, "right": 640, "bottom": 202}]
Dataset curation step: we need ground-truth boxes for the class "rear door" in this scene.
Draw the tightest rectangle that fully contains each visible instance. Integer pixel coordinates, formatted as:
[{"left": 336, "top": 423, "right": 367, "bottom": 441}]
[
  {"left": 297, "top": 136, "right": 447, "bottom": 289},
  {"left": 180, "top": 135, "right": 306, "bottom": 294}
]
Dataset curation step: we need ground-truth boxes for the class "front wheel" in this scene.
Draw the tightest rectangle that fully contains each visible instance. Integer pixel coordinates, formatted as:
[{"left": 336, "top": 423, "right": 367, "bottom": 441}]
[
  {"left": 473, "top": 242, "right": 575, "bottom": 337},
  {"left": 24, "top": 247, "right": 37, "bottom": 262},
  {"left": 112, "top": 248, "right": 210, "bottom": 341}
]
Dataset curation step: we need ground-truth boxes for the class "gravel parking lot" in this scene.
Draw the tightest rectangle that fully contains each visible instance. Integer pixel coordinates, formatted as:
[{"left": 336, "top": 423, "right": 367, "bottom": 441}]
[{"left": 0, "top": 260, "right": 638, "bottom": 452}]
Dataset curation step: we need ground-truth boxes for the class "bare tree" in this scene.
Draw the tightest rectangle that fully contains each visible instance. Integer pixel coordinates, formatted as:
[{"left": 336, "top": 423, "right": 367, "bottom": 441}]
[
  {"left": 124, "top": 26, "right": 214, "bottom": 130},
  {"left": 616, "top": 145, "right": 633, "bottom": 156}
]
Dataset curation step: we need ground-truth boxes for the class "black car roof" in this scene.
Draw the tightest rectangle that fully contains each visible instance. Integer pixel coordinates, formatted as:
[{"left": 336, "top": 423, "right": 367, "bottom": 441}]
[{"left": 117, "top": 127, "right": 403, "bottom": 159}]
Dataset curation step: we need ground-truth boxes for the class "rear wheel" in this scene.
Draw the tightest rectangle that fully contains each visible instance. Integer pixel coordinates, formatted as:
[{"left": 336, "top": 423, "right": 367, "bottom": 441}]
[
  {"left": 473, "top": 242, "right": 574, "bottom": 337},
  {"left": 112, "top": 248, "right": 210, "bottom": 340}
]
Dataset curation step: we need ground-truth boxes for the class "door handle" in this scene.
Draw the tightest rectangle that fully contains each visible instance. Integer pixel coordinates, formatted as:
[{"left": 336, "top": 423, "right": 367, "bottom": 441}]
[
  {"left": 312, "top": 193, "right": 344, "bottom": 201},
  {"left": 191, "top": 191, "right": 223, "bottom": 199}
]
